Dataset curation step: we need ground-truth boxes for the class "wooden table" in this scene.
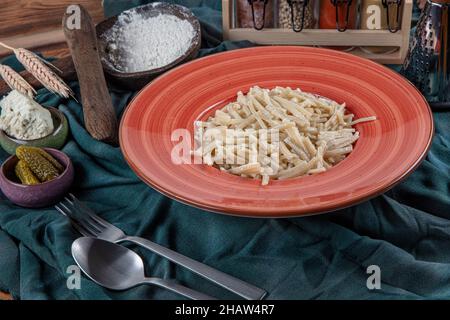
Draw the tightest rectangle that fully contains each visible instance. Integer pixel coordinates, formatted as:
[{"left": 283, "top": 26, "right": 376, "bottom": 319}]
[
  {"left": 0, "top": 292, "right": 12, "bottom": 300},
  {"left": 0, "top": 0, "right": 105, "bottom": 59},
  {"left": 0, "top": 0, "right": 105, "bottom": 300}
]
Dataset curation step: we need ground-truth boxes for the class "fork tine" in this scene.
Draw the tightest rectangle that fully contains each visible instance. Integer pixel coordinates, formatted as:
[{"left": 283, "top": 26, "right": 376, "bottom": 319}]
[
  {"left": 58, "top": 202, "right": 103, "bottom": 236},
  {"left": 70, "top": 220, "right": 96, "bottom": 237},
  {"left": 55, "top": 205, "right": 95, "bottom": 237},
  {"left": 61, "top": 197, "right": 106, "bottom": 232},
  {"left": 67, "top": 193, "right": 105, "bottom": 222},
  {"left": 68, "top": 193, "right": 110, "bottom": 227},
  {"left": 55, "top": 204, "right": 69, "bottom": 217}
]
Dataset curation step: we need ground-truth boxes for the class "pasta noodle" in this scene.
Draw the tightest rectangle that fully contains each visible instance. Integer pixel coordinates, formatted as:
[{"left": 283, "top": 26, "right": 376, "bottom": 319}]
[{"left": 194, "top": 86, "right": 376, "bottom": 185}]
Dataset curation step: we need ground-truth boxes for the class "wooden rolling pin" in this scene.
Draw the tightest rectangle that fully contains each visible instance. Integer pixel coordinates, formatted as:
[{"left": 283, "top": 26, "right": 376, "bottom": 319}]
[
  {"left": 0, "top": 56, "right": 76, "bottom": 97},
  {"left": 62, "top": 5, "right": 118, "bottom": 145}
]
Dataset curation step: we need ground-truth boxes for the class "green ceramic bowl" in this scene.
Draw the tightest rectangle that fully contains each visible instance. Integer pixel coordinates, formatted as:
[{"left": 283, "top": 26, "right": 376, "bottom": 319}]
[{"left": 0, "top": 107, "right": 69, "bottom": 155}]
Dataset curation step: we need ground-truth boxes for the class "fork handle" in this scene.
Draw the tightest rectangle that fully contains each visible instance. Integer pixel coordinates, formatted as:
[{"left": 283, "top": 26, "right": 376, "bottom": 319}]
[
  {"left": 144, "top": 278, "right": 217, "bottom": 300},
  {"left": 123, "top": 236, "right": 267, "bottom": 300}
]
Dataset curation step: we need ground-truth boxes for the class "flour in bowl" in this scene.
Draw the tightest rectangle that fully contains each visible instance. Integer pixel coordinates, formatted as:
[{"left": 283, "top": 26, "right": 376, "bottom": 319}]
[{"left": 102, "top": 9, "right": 195, "bottom": 73}]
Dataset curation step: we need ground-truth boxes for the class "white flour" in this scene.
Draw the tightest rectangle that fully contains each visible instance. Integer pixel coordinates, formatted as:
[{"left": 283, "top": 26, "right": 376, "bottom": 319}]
[{"left": 102, "top": 10, "right": 195, "bottom": 72}]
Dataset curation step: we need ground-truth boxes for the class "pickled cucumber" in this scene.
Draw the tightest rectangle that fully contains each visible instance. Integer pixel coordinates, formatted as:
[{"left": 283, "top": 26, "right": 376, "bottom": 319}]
[
  {"left": 15, "top": 160, "right": 40, "bottom": 185},
  {"left": 16, "top": 146, "right": 61, "bottom": 182},
  {"left": 35, "top": 148, "right": 64, "bottom": 173}
]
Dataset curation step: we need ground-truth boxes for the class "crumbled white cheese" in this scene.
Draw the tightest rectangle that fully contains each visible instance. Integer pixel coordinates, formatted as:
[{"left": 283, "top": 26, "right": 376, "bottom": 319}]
[{"left": 0, "top": 90, "right": 54, "bottom": 140}]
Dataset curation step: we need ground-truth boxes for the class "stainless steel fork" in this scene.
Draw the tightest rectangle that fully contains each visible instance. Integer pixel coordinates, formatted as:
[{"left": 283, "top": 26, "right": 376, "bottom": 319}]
[{"left": 56, "top": 194, "right": 266, "bottom": 300}]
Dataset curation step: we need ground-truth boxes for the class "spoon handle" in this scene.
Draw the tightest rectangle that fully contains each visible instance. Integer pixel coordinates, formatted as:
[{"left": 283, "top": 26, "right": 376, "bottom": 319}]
[
  {"left": 125, "top": 236, "right": 267, "bottom": 300},
  {"left": 144, "top": 278, "right": 217, "bottom": 300}
]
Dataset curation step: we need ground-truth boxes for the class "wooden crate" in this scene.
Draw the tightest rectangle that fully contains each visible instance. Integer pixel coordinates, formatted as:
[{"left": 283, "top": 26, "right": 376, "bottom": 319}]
[{"left": 222, "top": 0, "right": 413, "bottom": 64}]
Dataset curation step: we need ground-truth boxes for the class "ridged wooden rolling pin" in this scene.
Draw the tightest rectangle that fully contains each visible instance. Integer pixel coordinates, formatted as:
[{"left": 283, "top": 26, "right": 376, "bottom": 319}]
[{"left": 62, "top": 4, "right": 118, "bottom": 145}]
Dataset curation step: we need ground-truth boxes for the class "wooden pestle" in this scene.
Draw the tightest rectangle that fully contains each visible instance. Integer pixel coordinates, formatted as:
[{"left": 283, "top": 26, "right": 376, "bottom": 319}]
[{"left": 62, "top": 4, "right": 118, "bottom": 145}]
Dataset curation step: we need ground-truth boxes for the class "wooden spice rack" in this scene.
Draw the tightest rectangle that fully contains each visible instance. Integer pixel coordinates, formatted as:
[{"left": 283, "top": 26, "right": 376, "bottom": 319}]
[{"left": 222, "top": 0, "right": 413, "bottom": 64}]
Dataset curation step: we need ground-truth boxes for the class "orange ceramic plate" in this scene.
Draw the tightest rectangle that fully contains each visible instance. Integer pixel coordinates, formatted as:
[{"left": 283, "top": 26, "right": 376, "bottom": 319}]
[{"left": 120, "top": 47, "right": 433, "bottom": 217}]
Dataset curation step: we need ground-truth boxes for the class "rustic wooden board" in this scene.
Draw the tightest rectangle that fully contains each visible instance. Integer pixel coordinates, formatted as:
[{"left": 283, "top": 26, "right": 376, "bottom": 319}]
[
  {"left": 0, "top": 291, "right": 12, "bottom": 300},
  {"left": 0, "top": 0, "right": 104, "bottom": 57},
  {"left": 0, "top": 0, "right": 104, "bottom": 38},
  {"left": 32, "top": 42, "right": 72, "bottom": 60}
]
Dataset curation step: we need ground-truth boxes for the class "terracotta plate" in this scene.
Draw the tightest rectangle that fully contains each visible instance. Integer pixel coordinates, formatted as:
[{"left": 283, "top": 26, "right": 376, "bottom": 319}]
[{"left": 120, "top": 47, "right": 433, "bottom": 217}]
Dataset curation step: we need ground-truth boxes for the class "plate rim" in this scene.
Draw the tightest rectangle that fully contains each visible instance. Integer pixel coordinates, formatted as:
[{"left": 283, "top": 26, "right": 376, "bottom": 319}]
[{"left": 119, "top": 46, "right": 434, "bottom": 218}]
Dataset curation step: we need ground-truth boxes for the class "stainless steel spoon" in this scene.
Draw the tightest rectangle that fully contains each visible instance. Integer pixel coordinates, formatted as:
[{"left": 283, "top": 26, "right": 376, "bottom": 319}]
[{"left": 72, "top": 237, "right": 216, "bottom": 300}]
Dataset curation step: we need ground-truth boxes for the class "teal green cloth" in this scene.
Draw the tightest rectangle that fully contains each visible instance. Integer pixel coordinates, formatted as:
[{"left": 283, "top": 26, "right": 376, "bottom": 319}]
[{"left": 0, "top": 0, "right": 449, "bottom": 300}]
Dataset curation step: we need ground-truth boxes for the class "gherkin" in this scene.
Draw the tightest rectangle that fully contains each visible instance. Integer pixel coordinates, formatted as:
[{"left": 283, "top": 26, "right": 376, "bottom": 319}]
[
  {"left": 15, "top": 160, "right": 40, "bottom": 185},
  {"left": 35, "top": 147, "right": 64, "bottom": 172},
  {"left": 15, "top": 146, "right": 62, "bottom": 182}
]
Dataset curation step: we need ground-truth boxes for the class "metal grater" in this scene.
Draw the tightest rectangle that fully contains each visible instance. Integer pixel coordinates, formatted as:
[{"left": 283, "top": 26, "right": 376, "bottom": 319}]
[{"left": 401, "top": 0, "right": 449, "bottom": 105}]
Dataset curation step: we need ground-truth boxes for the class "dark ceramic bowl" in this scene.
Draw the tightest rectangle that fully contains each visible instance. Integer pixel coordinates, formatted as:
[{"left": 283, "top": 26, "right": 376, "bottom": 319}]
[
  {"left": 96, "top": 2, "right": 202, "bottom": 91},
  {"left": 0, "top": 148, "right": 74, "bottom": 208},
  {"left": 0, "top": 107, "right": 69, "bottom": 155}
]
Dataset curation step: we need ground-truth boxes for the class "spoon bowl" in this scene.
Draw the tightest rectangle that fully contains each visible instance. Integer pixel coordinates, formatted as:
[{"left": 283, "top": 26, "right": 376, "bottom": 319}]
[
  {"left": 72, "top": 236, "right": 144, "bottom": 290},
  {"left": 72, "top": 237, "right": 216, "bottom": 299}
]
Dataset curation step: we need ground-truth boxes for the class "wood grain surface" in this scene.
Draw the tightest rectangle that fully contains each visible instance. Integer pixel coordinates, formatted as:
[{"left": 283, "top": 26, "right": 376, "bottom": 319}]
[
  {"left": 0, "top": 0, "right": 104, "bottom": 57},
  {"left": 0, "top": 292, "right": 12, "bottom": 300},
  {"left": 63, "top": 5, "right": 118, "bottom": 145},
  {"left": 0, "top": 0, "right": 104, "bottom": 38}
]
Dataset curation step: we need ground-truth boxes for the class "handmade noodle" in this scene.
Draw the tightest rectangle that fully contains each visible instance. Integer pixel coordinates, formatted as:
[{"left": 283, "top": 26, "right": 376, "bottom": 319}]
[{"left": 194, "top": 86, "right": 376, "bottom": 185}]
